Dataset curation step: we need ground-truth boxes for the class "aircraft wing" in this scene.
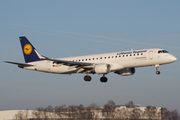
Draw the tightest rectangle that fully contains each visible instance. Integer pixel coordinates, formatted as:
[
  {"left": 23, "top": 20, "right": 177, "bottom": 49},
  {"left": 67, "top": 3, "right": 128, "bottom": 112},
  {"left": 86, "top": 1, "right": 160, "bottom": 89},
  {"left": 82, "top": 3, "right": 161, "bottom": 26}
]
[
  {"left": 4, "top": 61, "right": 34, "bottom": 67},
  {"left": 45, "top": 57, "right": 94, "bottom": 67},
  {"left": 35, "top": 49, "right": 94, "bottom": 67},
  {"left": 43, "top": 57, "right": 95, "bottom": 73},
  {"left": 35, "top": 50, "right": 95, "bottom": 73}
]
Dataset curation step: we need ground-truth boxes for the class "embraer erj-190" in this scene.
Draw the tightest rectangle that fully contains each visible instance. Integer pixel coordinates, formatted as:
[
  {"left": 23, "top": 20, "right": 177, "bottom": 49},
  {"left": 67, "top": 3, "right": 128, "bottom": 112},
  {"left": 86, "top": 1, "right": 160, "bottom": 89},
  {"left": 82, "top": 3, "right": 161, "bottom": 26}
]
[{"left": 4, "top": 37, "right": 177, "bottom": 83}]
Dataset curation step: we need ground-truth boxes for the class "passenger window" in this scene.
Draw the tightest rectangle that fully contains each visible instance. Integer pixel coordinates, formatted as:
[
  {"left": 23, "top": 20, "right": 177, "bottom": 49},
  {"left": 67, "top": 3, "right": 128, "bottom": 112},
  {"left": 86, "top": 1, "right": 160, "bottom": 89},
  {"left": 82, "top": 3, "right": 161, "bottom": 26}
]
[
  {"left": 100, "top": 57, "right": 102, "bottom": 59},
  {"left": 123, "top": 55, "right": 124, "bottom": 57},
  {"left": 89, "top": 58, "right": 91, "bottom": 60},
  {"left": 82, "top": 59, "right": 84, "bottom": 61},
  {"left": 108, "top": 56, "right": 110, "bottom": 58},
  {"left": 141, "top": 53, "right": 143, "bottom": 55},
  {"left": 76, "top": 60, "right": 77, "bottom": 62},
  {"left": 130, "top": 54, "right": 132, "bottom": 56},
  {"left": 104, "top": 57, "right": 106, "bottom": 59},
  {"left": 79, "top": 60, "right": 81, "bottom": 61},
  {"left": 119, "top": 55, "right": 121, "bottom": 57},
  {"left": 112, "top": 56, "right": 114, "bottom": 58},
  {"left": 86, "top": 59, "right": 87, "bottom": 61},
  {"left": 97, "top": 58, "right": 98, "bottom": 60},
  {"left": 137, "top": 53, "right": 139, "bottom": 56},
  {"left": 134, "top": 54, "right": 135, "bottom": 56},
  {"left": 93, "top": 58, "right": 94, "bottom": 60},
  {"left": 115, "top": 56, "right": 117, "bottom": 58},
  {"left": 126, "top": 55, "right": 128, "bottom": 57}
]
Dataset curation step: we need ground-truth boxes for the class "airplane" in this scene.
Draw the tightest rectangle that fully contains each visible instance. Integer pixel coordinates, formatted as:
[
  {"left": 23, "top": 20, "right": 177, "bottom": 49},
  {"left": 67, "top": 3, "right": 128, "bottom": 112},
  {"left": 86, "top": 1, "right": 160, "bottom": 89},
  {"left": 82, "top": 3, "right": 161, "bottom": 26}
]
[{"left": 4, "top": 36, "right": 177, "bottom": 83}]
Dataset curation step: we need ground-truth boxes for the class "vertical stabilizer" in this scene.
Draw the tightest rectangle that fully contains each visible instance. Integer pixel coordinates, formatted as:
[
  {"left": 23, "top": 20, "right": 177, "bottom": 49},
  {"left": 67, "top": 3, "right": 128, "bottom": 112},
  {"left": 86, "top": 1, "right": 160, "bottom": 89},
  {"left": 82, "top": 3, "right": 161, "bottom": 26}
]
[{"left": 20, "top": 36, "right": 41, "bottom": 63}]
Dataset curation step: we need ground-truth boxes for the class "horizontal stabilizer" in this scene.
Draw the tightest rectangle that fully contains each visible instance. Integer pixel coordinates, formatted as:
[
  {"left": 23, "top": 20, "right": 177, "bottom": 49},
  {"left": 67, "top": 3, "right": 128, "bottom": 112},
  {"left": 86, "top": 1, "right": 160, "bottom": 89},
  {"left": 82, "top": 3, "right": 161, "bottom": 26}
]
[{"left": 3, "top": 61, "right": 34, "bottom": 67}]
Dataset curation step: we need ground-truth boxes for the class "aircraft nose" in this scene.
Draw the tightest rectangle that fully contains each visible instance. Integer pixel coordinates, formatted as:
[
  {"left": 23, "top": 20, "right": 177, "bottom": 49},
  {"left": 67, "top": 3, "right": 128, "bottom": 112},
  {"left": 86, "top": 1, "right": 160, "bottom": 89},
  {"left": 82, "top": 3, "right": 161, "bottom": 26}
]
[{"left": 170, "top": 55, "right": 177, "bottom": 62}]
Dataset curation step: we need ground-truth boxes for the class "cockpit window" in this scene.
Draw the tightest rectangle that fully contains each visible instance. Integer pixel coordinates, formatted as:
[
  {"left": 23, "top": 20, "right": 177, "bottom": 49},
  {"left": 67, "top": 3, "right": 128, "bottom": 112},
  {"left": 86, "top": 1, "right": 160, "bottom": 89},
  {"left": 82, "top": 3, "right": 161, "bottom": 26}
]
[
  {"left": 163, "top": 50, "right": 169, "bottom": 53},
  {"left": 158, "top": 50, "right": 169, "bottom": 54}
]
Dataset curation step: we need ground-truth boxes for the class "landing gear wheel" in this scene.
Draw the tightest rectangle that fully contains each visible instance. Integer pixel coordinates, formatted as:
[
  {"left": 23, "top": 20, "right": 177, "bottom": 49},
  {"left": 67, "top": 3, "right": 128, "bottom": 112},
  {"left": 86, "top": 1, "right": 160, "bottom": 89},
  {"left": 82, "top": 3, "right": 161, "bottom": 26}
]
[
  {"left": 84, "top": 75, "right": 92, "bottom": 82},
  {"left": 156, "top": 71, "right": 160, "bottom": 75},
  {"left": 155, "top": 64, "right": 161, "bottom": 75},
  {"left": 100, "top": 77, "right": 108, "bottom": 83}
]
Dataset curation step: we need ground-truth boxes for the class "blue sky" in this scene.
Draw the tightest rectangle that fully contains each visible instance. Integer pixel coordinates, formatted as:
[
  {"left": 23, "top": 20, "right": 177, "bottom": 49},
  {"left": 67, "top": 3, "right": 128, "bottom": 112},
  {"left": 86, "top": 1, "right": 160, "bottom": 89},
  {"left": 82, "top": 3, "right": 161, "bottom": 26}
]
[{"left": 0, "top": 1, "right": 180, "bottom": 111}]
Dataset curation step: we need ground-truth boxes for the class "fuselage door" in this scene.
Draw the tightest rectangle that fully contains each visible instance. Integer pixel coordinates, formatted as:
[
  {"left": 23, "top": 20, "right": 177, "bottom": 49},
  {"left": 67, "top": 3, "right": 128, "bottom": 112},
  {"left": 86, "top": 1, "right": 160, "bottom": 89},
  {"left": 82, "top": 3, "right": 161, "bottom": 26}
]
[
  {"left": 47, "top": 61, "right": 51, "bottom": 70},
  {"left": 149, "top": 50, "right": 153, "bottom": 60}
]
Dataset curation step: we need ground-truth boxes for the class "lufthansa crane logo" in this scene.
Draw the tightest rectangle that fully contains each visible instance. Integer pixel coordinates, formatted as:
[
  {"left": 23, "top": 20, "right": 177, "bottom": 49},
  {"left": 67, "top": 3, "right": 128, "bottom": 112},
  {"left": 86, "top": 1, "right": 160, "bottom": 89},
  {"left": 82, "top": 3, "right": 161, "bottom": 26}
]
[{"left": 24, "top": 44, "right": 32, "bottom": 55}]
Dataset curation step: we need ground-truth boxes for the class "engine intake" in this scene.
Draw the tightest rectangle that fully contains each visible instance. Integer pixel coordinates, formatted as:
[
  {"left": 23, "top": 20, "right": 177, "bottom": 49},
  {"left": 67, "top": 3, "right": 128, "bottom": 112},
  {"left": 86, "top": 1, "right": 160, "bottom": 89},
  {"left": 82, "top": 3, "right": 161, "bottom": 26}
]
[
  {"left": 94, "top": 64, "right": 111, "bottom": 74},
  {"left": 114, "top": 67, "right": 135, "bottom": 76}
]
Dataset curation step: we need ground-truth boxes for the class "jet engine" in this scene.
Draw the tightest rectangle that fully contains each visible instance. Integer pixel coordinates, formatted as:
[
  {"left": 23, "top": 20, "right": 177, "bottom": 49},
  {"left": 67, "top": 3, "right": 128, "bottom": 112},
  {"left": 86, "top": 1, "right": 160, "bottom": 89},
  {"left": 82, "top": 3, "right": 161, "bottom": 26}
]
[
  {"left": 93, "top": 64, "right": 111, "bottom": 74},
  {"left": 114, "top": 67, "right": 135, "bottom": 76}
]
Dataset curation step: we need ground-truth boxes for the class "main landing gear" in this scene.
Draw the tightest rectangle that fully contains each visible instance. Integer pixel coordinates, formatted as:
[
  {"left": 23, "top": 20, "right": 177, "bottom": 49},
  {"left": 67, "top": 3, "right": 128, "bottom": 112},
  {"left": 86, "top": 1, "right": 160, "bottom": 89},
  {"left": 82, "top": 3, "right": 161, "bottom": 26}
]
[
  {"left": 155, "top": 64, "right": 161, "bottom": 75},
  {"left": 100, "top": 74, "right": 108, "bottom": 83},
  {"left": 84, "top": 74, "right": 108, "bottom": 83},
  {"left": 84, "top": 75, "right": 91, "bottom": 82}
]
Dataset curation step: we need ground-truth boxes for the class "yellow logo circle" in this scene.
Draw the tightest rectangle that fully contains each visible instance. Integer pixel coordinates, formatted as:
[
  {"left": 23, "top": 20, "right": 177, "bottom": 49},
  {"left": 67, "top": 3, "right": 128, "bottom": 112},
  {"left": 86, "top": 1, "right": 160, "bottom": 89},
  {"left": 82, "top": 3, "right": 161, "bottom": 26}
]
[{"left": 24, "top": 44, "right": 32, "bottom": 55}]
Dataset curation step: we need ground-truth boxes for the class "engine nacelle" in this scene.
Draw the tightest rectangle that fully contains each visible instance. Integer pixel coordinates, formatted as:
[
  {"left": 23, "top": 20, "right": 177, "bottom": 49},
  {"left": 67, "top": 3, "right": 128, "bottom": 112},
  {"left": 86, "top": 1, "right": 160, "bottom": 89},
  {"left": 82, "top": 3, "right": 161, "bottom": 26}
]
[
  {"left": 94, "top": 64, "right": 111, "bottom": 74},
  {"left": 114, "top": 67, "right": 135, "bottom": 76}
]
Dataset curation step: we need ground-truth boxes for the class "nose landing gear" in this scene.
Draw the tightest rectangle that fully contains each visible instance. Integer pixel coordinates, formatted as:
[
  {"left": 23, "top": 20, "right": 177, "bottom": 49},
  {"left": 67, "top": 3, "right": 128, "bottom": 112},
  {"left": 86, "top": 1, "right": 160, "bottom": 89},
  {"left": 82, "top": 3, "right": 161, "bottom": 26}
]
[{"left": 155, "top": 64, "right": 161, "bottom": 75}]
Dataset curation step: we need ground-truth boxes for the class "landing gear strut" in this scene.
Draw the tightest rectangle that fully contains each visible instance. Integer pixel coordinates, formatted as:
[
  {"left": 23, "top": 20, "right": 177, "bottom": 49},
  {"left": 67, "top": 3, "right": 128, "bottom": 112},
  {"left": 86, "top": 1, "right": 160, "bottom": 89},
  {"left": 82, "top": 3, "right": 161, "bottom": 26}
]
[
  {"left": 84, "top": 75, "right": 91, "bottom": 82},
  {"left": 155, "top": 64, "right": 161, "bottom": 75},
  {"left": 100, "top": 74, "right": 108, "bottom": 83}
]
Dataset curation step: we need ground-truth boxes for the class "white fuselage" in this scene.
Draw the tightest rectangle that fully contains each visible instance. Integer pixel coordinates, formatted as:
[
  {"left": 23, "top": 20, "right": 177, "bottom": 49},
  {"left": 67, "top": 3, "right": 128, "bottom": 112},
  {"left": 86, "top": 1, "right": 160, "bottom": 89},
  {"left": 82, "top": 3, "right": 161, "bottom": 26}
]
[{"left": 24, "top": 48, "right": 177, "bottom": 74}]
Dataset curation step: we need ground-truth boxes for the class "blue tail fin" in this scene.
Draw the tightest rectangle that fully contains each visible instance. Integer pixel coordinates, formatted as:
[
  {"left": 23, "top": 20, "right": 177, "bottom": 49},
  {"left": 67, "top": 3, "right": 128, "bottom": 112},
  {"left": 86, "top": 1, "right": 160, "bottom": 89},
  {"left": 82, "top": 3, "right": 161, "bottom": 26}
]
[{"left": 20, "top": 36, "right": 41, "bottom": 63}]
